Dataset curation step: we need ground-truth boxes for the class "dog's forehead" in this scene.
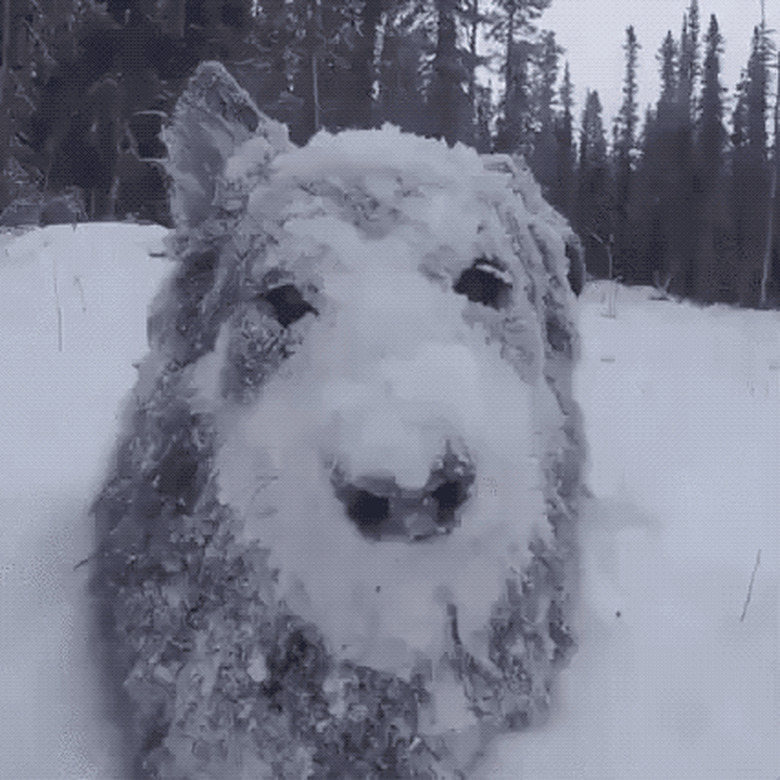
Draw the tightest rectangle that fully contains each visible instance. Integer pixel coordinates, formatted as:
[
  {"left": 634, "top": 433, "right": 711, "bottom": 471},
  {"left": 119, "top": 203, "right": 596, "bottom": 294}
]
[{"left": 238, "top": 130, "right": 536, "bottom": 283}]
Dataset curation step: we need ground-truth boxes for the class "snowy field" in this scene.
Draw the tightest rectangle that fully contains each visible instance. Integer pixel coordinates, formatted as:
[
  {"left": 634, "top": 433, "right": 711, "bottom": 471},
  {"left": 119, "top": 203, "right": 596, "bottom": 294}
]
[
  {"left": 0, "top": 224, "right": 777, "bottom": 779},
  {"left": 479, "top": 281, "right": 780, "bottom": 779}
]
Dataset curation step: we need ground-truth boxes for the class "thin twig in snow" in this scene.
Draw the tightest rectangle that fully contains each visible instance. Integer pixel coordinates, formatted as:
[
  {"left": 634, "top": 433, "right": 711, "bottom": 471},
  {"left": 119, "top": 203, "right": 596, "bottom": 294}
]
[
  {"left": 739, "top": 549, "right": 762, "bottom": 622},
  {"left": 52, "top": 256, "right": 63, "bottom": 352},
  {"left": 73, "top": 275, "right": 87, "bottom": 313}
]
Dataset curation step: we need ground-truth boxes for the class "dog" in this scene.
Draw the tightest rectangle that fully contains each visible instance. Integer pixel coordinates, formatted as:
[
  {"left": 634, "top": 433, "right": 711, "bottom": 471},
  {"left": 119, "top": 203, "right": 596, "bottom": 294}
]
[{"left": 91, "top": 62, "right": 584, "bottom": 779}]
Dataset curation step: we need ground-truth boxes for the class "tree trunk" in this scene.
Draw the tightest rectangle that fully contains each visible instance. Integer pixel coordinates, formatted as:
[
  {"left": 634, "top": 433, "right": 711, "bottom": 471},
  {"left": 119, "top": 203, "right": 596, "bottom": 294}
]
[
  {"left": 432, "top": 0, "right": 460, "bottom": 145},
  {"left": 759, "top": 50, "right": 780, "bottom": 308},
  {"left": 0, "top": 0, "right": 16, "bottom": 209},
  {"left": 351, "top": 0, "right": 383, "bottom": 128},
  {"left": 310, "top": 0, "right": 321, "bottom": 133},
  {"left": 467, "top": 0, "right": 479, "bottom": 145},
  {"left": 0, "top": 0, "right": 12, "bottom": 106},
  {"left": 159, "top": 0, "right": 186, "bottom": 39}
]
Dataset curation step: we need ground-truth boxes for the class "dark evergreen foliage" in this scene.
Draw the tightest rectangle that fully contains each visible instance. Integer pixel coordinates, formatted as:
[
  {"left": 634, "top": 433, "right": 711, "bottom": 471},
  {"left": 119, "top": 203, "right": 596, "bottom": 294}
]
[
  {"left": 427, "top": 0, "right": 473, "bottom": 145},
  {"left": 613, "top": 26, "right": 640, "bottom": 282},
  {"left": 731, "top": 24, "right": 773, "bottom": 306},
  {"left": 550, "top": 61, "right": 575, "bottom": 216},
  {"left": 692, "top": 13, "right": 728, "bottom": 302},
  {"left": 489, "top": 0, "right": 552, "bottom": 155},
  {"left": 577, "top": 90, "right": 613, "bottom": 279},
  {"left": 530, "top": 30, "right": 562, "bottom": 193},
  {"left": 0, "top": 0, "right": 778, "bottom": 307}
]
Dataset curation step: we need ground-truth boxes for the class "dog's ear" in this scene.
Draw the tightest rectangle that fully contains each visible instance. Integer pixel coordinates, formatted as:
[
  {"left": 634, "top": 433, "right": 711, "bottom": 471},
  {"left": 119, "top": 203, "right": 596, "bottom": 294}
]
[{"left": 163, "top": 61, "right": 287, "bottom": 227}]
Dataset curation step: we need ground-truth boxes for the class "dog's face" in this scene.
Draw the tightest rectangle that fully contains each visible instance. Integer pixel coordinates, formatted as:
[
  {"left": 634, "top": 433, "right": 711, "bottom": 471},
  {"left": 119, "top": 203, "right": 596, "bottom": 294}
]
[
  {"left": 95, "top": 63, "right": 583, "bottom": 778},
  {"left": 212, "top": 139, "right": 554, "bottom": 677}
]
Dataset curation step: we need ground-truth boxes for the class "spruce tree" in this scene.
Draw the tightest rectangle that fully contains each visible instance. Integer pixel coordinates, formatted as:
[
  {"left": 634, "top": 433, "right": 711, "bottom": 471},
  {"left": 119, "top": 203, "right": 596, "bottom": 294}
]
[
  {"left": 692, "top": 13, "right": 727, "bottom": 301},
  {"left": 761, "top": 50, "right": 780, "bottom": 307},
  {"left": 577, "top": 90, "right": 613, "bottom": 279},
  {"left": 552, "top": 61, "right": 576, "bottom": 217},
  {"left": 657, "top": 31, "right": 679, "bottom": 122},
  {"left": 465, "top": 0, "right": 490, "bottom": 147},
  {"left": 679, "top": 0, "right": 700, "bottom": 121},
  {"left": 613, "top": 25, "right": 640, "bottom": 281},
  {"left": 732, "top": 24, "right": 773, "bottom": 305},
  {"left": 343, "top": 0, "right": 387, "bottom": 129},
  {"left": 699, "top": 14, "right": 726, "bottom": 171},
  {"left": 429, "top": 0, "right": 471, "bottom": 146},
  {"left": 530, "top": 30, "right": 561, "bottom": 194},
  {"left": 489, "top": 0, "right": 552, "bottom": 155},
  {"left": 635, "top": 31, "right": 680, "bottom": 290},
  {"left": 643, "top": 27, "right": 697, "bottom": 295},
  {"left": 615, "top": 26, "right": 640, "bottom": 158},
  {"left": 745, "top": 25, "right": 770, "bottom": 162},
  {"left": 376, "top": 8, "right": 429, "bottom": 134},
  {"left": 474, "top": 82, "right": 494, "bottom": 152}
]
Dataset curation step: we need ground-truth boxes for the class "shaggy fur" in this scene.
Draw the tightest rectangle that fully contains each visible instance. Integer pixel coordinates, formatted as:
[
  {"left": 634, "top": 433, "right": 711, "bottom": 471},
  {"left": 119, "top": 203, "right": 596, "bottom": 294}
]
[{"left": 91, "top": 62, "right": 585, "bottom": 779}]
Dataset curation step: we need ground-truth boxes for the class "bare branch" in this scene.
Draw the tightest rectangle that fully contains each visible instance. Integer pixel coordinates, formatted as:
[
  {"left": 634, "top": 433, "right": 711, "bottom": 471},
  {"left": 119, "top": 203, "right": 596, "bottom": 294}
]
[{"left": 740, "top": 549, "right": 762, "bottom": 622}]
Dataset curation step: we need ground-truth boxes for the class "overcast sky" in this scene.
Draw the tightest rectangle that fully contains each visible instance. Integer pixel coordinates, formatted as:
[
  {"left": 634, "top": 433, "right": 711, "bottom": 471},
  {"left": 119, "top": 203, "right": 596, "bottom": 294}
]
[{"left": 537, "top": 0, "right": 777, "bottom": 128}]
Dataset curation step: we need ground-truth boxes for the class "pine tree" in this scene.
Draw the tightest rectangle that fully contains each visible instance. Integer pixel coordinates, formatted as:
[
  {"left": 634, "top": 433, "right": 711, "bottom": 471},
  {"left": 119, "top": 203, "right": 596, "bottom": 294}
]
[
  {"left": 613, "top": 25, "right": 640, "bottom": 280},
  {"left": 577, "top": 90, "right": 613, "bottom": 279},
  {"left": 761, "top": 50, "right": 780, "bottom": 307},
  {"left": 552, "top": 60, "right": 575, "bottom": 217},
  {"left": 679, "top": 0, "right": 700, "bottom": 121},
  {"left": 692, "top": 13, "right": 728, "bottom": 301},
  {"left": 284, "top": 0, "right": 369, "bottom": 143},
  {"left": 633, "top": 31, "right": 680, "bottom": 289},
  {"left": 745, "top": 25, "right": 770, "bottom": 162},
  {"left": 253, "top": 0, "right": 295, "bottom": 114},
  {"left": 489, "top": 0, "right": 551, "bottom": 155},
  {"left": 530, "top": 29, "right": 561, "bottom": 193},
  {"left": 0, "top": 0, "right": 97, "bottom": 211},
  {"left": 464, "top": 0, "right": 491, "bottom": 147},
  {"left": 640, "top": 27, "right": 698, "bottom": 295},
  {"left": 474, "top": 81, "right": 494, "bottom": 152},
  {"left": 732, "top": 24, "right": 773, "bottom": 306},
  {"left": 428, "top": 0, "right": 471, "bottom": 145},
  {"left": 676, "top": 4, "right": 701, "bottom": 297},
  {"left": 699, "top": 14, "right": 726, "bottom": 171},
  {"left": 344, "top": 0, "right": 387, "bottom": 129},
  {"left": 616, "top": 26, "right": 640, "bottom": 152},
  {"left": 376, "top": 7, "right": 429, "bottom": 134},
  {"left": 657, "top": 30, "right": 679, "bottom": 123}
]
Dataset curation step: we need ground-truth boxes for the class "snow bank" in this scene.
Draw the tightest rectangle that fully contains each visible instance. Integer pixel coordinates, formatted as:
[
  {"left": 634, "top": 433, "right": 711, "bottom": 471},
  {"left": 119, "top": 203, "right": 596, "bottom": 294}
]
[
  {"left": 478, "top": 282, "right": 780, "bottom": 779},
  {"left": 2, "top": 233, "right": 776, "bottom": 778},
  {"left": 0, "top": 223, "right": 171, "bottom": 779}
]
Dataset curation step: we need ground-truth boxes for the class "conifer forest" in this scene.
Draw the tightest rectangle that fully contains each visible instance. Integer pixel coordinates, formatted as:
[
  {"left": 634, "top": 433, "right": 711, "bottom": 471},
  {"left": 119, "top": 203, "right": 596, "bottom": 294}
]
[{"left": 0, "top": 0, "right": 778, "bottom": 307}]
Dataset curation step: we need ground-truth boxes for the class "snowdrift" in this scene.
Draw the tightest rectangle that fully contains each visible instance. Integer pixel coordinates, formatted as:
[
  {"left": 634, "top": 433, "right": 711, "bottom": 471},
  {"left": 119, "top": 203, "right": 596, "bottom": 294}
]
[{"left": 1, "top": 216, "right": 775, "bottom": 780}]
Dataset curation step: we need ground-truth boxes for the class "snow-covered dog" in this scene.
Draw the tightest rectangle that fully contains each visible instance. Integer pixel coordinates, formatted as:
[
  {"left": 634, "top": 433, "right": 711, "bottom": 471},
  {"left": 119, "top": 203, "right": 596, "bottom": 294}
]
[{"left": 92, "top": 62, "right": 584, "bottom": 779}]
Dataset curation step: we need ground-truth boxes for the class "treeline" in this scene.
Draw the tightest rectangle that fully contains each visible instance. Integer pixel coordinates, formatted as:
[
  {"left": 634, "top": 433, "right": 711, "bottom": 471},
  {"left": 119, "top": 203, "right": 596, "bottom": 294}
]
[
  {"left": 0, "top": 0, "right": 556, "bottom": 225},
  {"left": 0, "top": 0, "right": 777, "bottom": 306},
  {"left": 563, "top": 2, "right": 780, "bottom": 308}
]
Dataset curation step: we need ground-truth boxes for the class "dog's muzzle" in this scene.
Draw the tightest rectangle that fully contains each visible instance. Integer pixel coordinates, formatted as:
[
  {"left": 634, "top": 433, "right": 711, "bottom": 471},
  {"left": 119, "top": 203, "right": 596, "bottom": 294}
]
[{"left": 330, "top": 443, "right": 476, "bottom": 542}]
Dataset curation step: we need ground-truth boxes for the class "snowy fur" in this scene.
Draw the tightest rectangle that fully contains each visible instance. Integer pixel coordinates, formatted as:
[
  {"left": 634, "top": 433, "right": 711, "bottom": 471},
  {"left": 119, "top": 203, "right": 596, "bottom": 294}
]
[{"left": 92, "top": 62, "right": 584, "bottom": 779}]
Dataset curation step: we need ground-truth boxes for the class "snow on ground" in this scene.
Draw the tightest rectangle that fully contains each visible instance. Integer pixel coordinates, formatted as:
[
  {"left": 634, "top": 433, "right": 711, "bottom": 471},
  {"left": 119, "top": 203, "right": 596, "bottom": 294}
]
[
  {"left": 478, "top": 281, "right": 780, "bottom": 780},
  {"left": 0, "top": 224, "right": 172, "bottom": 779},
  {"left": 0, "top": 227, "right": 778, "bottom": 779}
]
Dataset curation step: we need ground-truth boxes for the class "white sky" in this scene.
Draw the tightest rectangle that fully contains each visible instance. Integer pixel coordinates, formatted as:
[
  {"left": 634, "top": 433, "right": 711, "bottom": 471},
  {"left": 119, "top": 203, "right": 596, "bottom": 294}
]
[{"left": 538, "top": 0, "right": 778, "bottom": 129}]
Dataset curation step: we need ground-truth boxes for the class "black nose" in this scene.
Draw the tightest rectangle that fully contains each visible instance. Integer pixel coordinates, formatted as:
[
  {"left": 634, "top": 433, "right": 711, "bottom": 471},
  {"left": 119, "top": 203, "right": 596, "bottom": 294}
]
[{"left": 330, "top": 446, "right": 475, "bottom": 542}]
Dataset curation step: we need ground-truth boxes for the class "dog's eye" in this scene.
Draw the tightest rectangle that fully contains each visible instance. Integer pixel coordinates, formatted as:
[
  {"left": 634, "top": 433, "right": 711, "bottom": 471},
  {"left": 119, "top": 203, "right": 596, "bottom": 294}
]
[
  {"left": 262, "top": 284, "right": 317, "bottom": 327},
  {"left": 425, "top": 448, "right": 475, "bottom": 525},
  {"left": 454, "top": 258, "right": 513, "bottom": 309}
]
